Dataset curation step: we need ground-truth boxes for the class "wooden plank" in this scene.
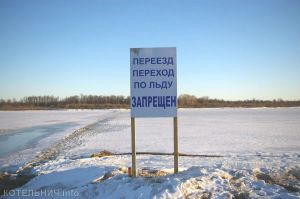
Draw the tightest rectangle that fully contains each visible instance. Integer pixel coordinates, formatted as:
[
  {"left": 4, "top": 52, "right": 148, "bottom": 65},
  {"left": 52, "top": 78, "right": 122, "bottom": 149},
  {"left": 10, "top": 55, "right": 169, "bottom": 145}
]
[
  {"left": 131, "top": 117, "right": 137, "bottom": 177},
  {"left": 174, "top": 117, "right": 179, "bottom": 173}
]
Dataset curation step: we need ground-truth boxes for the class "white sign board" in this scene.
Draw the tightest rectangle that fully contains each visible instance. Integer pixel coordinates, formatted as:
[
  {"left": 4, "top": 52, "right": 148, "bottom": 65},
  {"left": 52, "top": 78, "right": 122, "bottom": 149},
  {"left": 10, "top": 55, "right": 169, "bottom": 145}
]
[{"left": 130, "top": 47, "right": 177, "bottom": 117}]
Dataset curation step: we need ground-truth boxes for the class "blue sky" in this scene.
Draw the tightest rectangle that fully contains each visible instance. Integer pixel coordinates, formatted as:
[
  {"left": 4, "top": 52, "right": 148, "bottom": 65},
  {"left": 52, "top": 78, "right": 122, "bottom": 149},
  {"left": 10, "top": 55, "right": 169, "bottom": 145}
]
[{"left": 0, "top": 0, "right": 299, "bottom": 100}]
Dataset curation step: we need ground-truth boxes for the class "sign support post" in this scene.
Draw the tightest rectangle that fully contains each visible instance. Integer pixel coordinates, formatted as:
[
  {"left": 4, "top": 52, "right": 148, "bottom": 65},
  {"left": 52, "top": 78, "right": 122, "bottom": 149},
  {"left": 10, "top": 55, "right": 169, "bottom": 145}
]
[
  {"left": 130, "top": 47, "right": 178, "bottom": 177},
  {"left": 174, "top": 117, "right": 179, "bottom": 173},
  {"left": 131, "top": 117, "right": 137, "bottom": 177}
]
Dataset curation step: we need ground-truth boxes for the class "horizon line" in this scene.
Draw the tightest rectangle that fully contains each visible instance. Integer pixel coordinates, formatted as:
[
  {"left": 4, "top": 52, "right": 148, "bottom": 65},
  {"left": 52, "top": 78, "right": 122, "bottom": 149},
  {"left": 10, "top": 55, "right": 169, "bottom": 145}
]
[{"left": 0, "top": 94, "right": 299, "bottom": 102}]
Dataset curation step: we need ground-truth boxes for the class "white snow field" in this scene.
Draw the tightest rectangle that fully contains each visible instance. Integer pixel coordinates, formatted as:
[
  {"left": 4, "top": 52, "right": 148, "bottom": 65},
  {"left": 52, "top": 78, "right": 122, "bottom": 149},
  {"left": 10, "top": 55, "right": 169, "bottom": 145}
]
[
  {"left": 1, "top": 108, "right": 300, "bottom": 198},
  {"left": 0, "top": 110, "right": 115, "bottom": 171}
]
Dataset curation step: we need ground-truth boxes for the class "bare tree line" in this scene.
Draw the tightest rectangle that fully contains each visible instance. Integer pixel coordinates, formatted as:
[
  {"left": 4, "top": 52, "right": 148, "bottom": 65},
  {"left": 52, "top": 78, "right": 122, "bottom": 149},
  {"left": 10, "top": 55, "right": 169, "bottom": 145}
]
[
  {"left": 0, "top": 94, "right": 299, "bottom": 110},
  {"left": 178, "top": 94, "right": 300, "bottom": 108},
  {"left": 0, "top": 95, "right": 130, "bottom": 110}
]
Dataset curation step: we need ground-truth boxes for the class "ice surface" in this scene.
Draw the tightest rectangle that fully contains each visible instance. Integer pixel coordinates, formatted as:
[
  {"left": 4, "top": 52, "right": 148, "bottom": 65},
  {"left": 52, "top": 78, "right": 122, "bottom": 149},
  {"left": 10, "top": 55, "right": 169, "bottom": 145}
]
[
  {"left": 64, "top": 107, "right": 300, "bottom": 158},
  {"left": 1, "top": 108, "right": 300, "bottom": 198},
  {"left": 0, "top": 110, "right": 113, "bottom": 130},
  {"left": 0, "top": 110, "right": 115, "bottom": 171}
]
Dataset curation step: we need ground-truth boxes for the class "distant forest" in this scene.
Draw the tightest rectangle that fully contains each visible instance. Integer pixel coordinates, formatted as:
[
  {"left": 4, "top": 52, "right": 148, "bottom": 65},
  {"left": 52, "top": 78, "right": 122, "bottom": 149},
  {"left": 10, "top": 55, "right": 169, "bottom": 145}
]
[{"left": 0, "top": 95, "right": 300, "bottom": 110}]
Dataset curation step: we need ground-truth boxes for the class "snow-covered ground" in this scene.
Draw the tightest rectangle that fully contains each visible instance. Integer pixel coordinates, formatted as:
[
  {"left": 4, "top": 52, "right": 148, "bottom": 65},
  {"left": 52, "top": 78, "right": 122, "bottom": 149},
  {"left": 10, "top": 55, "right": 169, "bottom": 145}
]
[
  {"left": 63, "top": 108, "right": 300, "bottom": 158},
  {"left": 0, "top": 110, "right": 114, "bottom": 130},
  {"left": 0, "top": 110, "right": 116, "bottom": 171},
  {"left": 1, "top": 108, "right": 300, "bottom": 198}
]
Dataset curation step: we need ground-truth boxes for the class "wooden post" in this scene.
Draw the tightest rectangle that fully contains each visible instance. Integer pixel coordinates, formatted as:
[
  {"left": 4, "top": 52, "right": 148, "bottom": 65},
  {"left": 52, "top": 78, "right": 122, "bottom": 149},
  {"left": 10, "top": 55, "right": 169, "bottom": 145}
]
[
  {"left": 174, "top": 117, "right": 179, "bottom": 173},
  {"left": 131, "top": 117, "right": 137, "bottom": 177}
]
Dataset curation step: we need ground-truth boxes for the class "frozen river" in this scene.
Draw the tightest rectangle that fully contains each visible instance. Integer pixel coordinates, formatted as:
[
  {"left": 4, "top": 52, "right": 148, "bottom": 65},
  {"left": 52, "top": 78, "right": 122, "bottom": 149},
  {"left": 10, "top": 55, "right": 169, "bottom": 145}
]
[
  {"left": 0, "top": 122, "right": 76, "bottom": 156},
  {"left": 0, "top": 110, "right": 111, "bottom": 171},
  {"left": 0, "top": 108, "right": 300, "bottom": 171},
  {"left": 1, "top": 108, "right": 300, "bottom": 198}
]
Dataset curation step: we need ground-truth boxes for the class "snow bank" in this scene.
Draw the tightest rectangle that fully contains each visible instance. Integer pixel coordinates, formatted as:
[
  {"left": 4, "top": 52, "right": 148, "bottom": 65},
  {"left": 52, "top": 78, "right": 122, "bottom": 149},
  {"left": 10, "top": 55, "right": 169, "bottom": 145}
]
[{"left": 7, "top": 154, "right": 300, "bottom": 198}]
